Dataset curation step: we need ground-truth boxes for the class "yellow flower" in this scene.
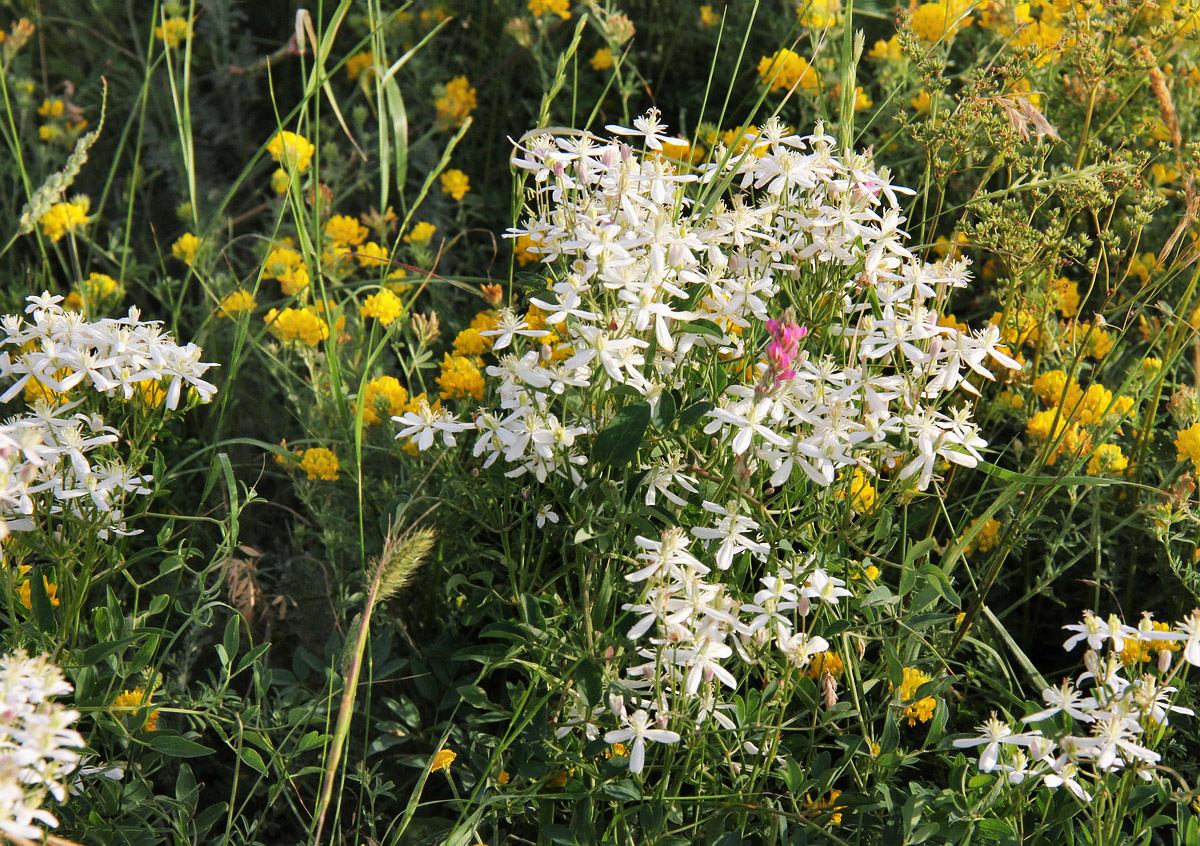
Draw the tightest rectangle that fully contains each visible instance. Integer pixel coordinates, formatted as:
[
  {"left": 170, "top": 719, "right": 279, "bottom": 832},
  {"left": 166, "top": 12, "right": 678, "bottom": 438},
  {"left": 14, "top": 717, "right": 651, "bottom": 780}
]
[
  {"left": 699, "top": 5, "right": 720, "bottom": 27},
  {"left": 270, "top": 168, "right": 290, "bottom": 195},
  {"left": 513, "top": 233, "right": 543, "bottom": 265},
  {"left": 852, "top": 85, "right": 873, "bottom": 111},
  {"left": 404, "top": 221, "right": 437, "bottom": 244},
  {"left": 299, "top": 447, "right": 339, "bottom": 481},
  {"left": 361, "top": 376, "right": 409, "bottom": 426},
  {"left": 961, "top": 517, "right": 1001, "bottom": 556},
  {"left": 39, "top": 197, "right": 90, "bottom": 242},
  {"left": 1087, "top": 444, "right": 1128, "bottom": 475},
  {"left": 357, "top": 241, "right": 389, "bottom": 268},
  {"left": 279, "top": 266, "right": 310, "bottom": 296},
  {"left": 217, "top": 290, "right": 257, "bottom": 318},
  {"left": 137, "top": 379, "right": 167, "bottom": 408},
  {"left": 361, "top": 289, "right": 404, "bottom": 327},
  {"left": 437, "top": 354, "right": 485, "bottom": 400},
  {"left": 37, "top": 98, "right": 64, "bottom": 117},
  {"left": 264, "top": 307, "right": 329, "bottom": 346},
  {"left": 453, "top": 327, "right": 492, "bottom": 355},
  {"left": 325, "top": 214, "right": 368, "bottom": 246},
  {"left": 547, "top": 768, "right": 573, "bottom": 788},
  {"left": 911, "top": 89, "right": 932, "bottom": 111},
  {"left": 38, "top": 124, "right": 61, "bottom": 142},
  {"left": 590, "top": 47, "right": 614, "bottom": 70},
  {"left": 896, "top": 667, "right": 936, "bottom": 726},
  {"left": 15, "top": 566, "right": 58, "bottom": 610},
  {"left": 1176, "top": 423, "right": 1200, "bottom": 471},
  {"left": 171, "top": 232, "right": 201, "bottom": 264},
  {"left": 1047, "top": 277, "right": 1080, "bottom": 317},
  {"left": 528, "top": 0, "right": 570, "bottom": 18},
  {"left": 910, "top": 1, "right": 973, "bottom": 40},
  {"left": 430, "top": 748, "right": 457, "bottom": 772},
  {"left": 868, "top": 35, "right": 904, "bottom": 60},
  {"left": 267, "top": 130, "right": 315, "bottom": 172},
  {"left": 435, "top": 76, "right": 477, "bottom": 129},
  {"left": 497, "top": 770, "right": 511, "bottom": 784},
  {"left": 345, "top": 51, "right": 374, "bottom": 81},
  {"left": 802, "top": 789, "right": 846, "bottom": 825},
  {"left": 440, "top": 169, "right": 470, "bottom": 201},
  {"left": 836, "top": 468, "right": 876, "bottom": 512},
  {"left": 756, "top": 49, "right": 820, "bottom": 93},
  {"left": 113, "top": 688, "right": 159, "bottom": 732},
  {"left": 1033, "top": 369, "right": 1070, "bottom": 405},
  {"left": 797, "top": 0, "right": 843, "bottom": 28},
  {"left": 805, "top": 652, "right": 845, "bottom": 679},
  {"left": 154, "top": 16, "right": 192, "bottom": 48}
]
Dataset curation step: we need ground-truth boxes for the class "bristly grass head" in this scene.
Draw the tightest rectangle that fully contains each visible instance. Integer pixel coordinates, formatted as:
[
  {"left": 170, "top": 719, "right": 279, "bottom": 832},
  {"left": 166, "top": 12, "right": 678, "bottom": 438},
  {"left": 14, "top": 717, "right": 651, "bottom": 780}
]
[{"left": 375, "top": 525, "right": 436, "bottom": 603}]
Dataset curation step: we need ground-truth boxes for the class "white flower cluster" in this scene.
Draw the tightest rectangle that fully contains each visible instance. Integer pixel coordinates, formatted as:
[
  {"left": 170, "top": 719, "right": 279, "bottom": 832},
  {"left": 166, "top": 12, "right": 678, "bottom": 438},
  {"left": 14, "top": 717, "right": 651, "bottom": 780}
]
[
  {"left": 954, "top": 609, "right": 1200, "bottom": 801},
  {"left": 558, "top": 523, "right": 854, "bottom": 774},
  {"left": 0, "top": 292, "right": 217, "bottom": 411},
  {"left": 0, "top": 293, "right": 215, "bottom": 537},
  {"left": 401, "top": 112, "right": 1016, "bottom": 495},
  {"left": 0, "top": 650, "right": 83, "bottom": 841}
]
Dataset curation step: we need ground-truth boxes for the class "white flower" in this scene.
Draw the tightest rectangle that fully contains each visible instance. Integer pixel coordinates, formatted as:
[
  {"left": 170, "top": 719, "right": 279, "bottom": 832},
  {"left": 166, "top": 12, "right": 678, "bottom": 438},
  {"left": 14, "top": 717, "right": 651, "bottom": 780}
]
[
  {"left": 605, "top": 108, "right": 686, "bottom": 151},
  {"left": 952, "top": 715, "right": 1041, "bottom": 773},
  {"left": 800, "top": 568, "right": 852, "bottom": 606},
  {"left": 535, "top": 504, "right": 559, "bottom": 528},
  {"left": 603, "top": 709, "right": 681, "bottom": 774}
]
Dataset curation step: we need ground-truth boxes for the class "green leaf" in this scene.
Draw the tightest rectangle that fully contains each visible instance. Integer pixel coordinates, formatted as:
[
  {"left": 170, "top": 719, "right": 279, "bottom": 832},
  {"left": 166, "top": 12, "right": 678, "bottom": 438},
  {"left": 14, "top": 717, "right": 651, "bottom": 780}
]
[
  {"left": 602, "top": 779, "right": 641, "bottom": 801},
  {"left": 147, "top": 734, "right": 216, "bottom": 758},
  {"left": 651, "top": 390, "right": 679, "bottom": 431},
  {"left": 237, "top": 747, "right": 268, "bottom": 775},
  {"left": 592, "top": 402, "right": 651, "bottom": 468},
  {"left": 541, "top": 823, "right": 576, "bottom": 845},
  {"left": 676, "top": 401, "right": 714, "bottom": 432},
  {"left": 676, "top": 319, "right": 726, "bottom": 340}
]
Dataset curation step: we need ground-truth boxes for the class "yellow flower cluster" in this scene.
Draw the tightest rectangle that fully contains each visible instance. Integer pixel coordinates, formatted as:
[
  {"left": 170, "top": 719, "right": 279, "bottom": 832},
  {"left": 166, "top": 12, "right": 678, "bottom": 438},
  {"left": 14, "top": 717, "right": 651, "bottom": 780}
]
[
  {"left": 39, "top": 197, "right": 90, "bottom": 242},
  {"left": 65, "top": 272, "right": 122, "bottom": 312},
  {"left": 358, "top": 241, "right": 388, "bottom": 268},
  {"left": 961, "top": 516, "right": 1001, "bottom": 556},
  {"left": 112, "top": 688, "right": 159, "bottom": 731},
  {"left": 154, "top": 16, "right": 192, "bottom": 48},
  {"left": 1087, "top": 443, "right": 1128, "bottom": 476},
  {"left": 896, "top": 667, "right": 936, "bottom": 726},
  {"left": 1026, "top": 370, "right": 1132, "bottom": 466},
  {"left": 1176, "top": 423, "right": 1200, "bottom": 472},
  {"left": 172, "top": 232, "right": 201, "bottom": 264},
  {"left": 513, "top": 233, "right": 543, "bottom": 265},
  {"left": 217, "top": 290, "right": 257, "bottom": 318},
  {"left": 435, "top": 76, "right": 477, "bottom": 129},
  {"left": 299, "top": 447, "right": 339, "bottom": 481},
  {"left": 405, "top": 221, "right": 437, "bottom": 244},
  {"left": 756, "top": 49, "right": 820, "bottom": 93},
  {"left": 361, "top": 376, "right": 409, "bottom": 426},
  {"left": 836, "top": 468, "right": 877, "bottom": 512},
  {"left": 437, "top": 354, "right": 486, "bottom": 400},
  {"left": 797, "top": 0, "right": 843, "bottom": 27},
  {"left": 440, "top": 169, "right": 470, "bottom": 200},
  {"left": 430, "top": 748, "right": 457, "bottom": 772},
  {"left": 264, "top": 306, "right": 330, "bottom": 346},
  {"left": 528, "top": 0, "right": 570, "bottom": 18},
  {"left": 325, "top": 214, "right": 368, "bottom": 246},
  {"left": 345, "top": 51, "right": 374, "bottom": 81},
  {"left": 1119, "top": 621, "right": 1181, "bottom": 665},
  {"left": 267, "top": 131, "right": 315, "bottom": 172},
  {"left": 804, "top": 652, "right": 845, "bottom": 679},
  {"left": 263, "top": 246, "right": 310, "bottom": 295},
  {"left": 590, "top": 47, "right": 614, "bottom": 70},
  {"left": 361, "top": 289, "right": 404, "bottom": 326},
  {"left": 801, "top": 789, "right": 846, "bottom": 825},
  {"left": 910, "top": 0, "right": 973, "bottom": 41},
  {"left": 16, "top": 566, "right": 58, "bottom": 610}
]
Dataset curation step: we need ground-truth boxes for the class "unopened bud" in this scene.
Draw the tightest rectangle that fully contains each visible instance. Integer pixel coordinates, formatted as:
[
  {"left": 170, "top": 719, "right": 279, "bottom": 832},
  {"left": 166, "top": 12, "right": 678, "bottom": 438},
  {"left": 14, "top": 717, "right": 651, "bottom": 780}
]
[
  {"left": 480, "top": 283, "right": 505, "bottom": 307},
  {"left": 410, "top": 311, "right": 441, "bottom": 345}
]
